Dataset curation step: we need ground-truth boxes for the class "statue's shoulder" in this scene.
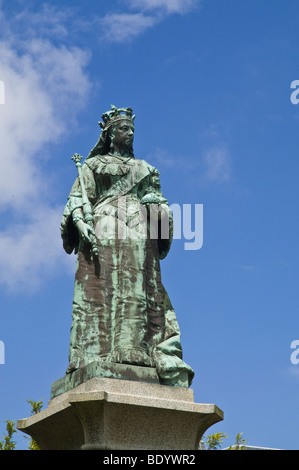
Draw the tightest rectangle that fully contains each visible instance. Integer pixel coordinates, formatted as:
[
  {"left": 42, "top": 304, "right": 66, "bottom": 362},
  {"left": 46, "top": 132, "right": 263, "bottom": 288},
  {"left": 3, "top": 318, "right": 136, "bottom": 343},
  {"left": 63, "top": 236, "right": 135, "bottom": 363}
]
[
  {"left": 84, "top": 154, "right": 107, "bottom": 171},
  {"left": 135, "top": 157, "right": 156, "bottom": 172}
]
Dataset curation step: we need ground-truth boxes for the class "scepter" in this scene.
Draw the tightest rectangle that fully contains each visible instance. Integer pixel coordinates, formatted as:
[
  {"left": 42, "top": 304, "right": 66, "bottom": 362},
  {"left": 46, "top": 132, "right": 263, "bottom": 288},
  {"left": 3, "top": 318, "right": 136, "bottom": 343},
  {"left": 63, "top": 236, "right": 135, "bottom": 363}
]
[{"left": 71, "top": 153, "right": 99, "bottom": 257}]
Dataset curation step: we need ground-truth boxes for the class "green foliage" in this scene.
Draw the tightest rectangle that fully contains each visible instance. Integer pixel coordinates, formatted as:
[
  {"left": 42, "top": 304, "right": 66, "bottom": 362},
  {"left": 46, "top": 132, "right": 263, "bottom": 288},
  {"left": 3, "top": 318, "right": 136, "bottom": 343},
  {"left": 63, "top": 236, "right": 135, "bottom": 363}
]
[
  {"left": 0, "top": 398, "right": 43, "bottom": 450},
  {"left": 204, "top": 432, "right": 246, "bottom": 450},
  {"left": 0, "top": 420, "right": 17, "bottom": 450},
  {"left": 27, "top": 399, "right": 44, "bottom": 415},
  {"left": 228, "top": 432, "right": 246, "bottom": 450},
  {"left": 25, "top": 399, "right": 44, "bottom": 450},
  {"left": 205, "top": 432, "right": 228, "bottom": 450}
]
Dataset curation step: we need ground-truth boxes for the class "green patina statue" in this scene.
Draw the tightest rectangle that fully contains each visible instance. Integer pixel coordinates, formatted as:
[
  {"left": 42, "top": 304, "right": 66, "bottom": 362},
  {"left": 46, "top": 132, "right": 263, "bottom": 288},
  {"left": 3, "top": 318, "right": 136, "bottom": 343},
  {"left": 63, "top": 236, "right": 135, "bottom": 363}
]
[{"left": 60, "top": 105, "right": 194, "bottom": 388}]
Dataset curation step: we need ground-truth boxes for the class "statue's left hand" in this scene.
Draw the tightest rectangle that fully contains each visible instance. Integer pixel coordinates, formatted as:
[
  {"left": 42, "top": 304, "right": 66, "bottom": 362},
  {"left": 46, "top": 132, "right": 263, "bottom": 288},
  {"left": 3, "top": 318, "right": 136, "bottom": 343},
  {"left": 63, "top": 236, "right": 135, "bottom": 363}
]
[{"left": 75, "top": 220, "right": 96, "bottom": 245}]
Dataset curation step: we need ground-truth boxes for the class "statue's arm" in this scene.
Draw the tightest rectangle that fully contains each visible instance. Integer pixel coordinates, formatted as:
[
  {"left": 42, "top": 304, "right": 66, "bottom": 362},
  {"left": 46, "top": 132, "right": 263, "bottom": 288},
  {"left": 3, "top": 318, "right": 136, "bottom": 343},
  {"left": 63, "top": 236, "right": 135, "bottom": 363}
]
[{"left": 61, "top": 161, "right": 97, "bottom": 254}]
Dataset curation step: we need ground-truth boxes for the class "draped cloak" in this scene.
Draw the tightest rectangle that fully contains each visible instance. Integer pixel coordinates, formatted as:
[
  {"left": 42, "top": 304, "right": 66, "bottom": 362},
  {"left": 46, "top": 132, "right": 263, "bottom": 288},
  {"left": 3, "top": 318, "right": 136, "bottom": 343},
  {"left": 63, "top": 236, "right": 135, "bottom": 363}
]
[{"left": 61, "top": 154, "right": 194, "bottom": 387}]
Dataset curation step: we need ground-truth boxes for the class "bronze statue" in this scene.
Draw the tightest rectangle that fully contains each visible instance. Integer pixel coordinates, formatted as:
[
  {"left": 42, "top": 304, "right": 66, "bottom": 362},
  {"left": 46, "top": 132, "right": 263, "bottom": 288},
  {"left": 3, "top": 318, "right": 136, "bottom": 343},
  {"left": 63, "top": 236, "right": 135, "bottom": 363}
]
[{"left": 61, "top": 105, "right": 194, "bottom": 387}]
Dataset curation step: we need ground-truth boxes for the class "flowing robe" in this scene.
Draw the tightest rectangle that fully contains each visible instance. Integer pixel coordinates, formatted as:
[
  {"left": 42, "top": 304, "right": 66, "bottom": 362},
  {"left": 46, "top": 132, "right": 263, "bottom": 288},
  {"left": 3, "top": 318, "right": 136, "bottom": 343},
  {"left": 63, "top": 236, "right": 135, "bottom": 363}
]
[{"left": 61, "top": 154, "right": 194, "bottom": 387}]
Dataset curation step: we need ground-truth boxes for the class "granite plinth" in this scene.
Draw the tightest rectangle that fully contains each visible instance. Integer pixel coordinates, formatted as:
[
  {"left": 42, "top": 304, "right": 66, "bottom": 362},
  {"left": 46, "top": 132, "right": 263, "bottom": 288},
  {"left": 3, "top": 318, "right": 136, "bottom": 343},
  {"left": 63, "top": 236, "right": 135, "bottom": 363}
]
[{"left": 18, "top": 375, "right": 223, "bottom": 450}]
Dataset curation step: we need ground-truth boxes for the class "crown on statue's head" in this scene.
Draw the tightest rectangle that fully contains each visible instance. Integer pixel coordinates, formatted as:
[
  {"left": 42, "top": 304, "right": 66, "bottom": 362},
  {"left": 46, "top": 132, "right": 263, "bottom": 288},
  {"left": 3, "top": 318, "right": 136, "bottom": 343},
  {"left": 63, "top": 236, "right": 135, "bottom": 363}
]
[{"left": 99, "top": 105, "right": 135, "bottom": 130}]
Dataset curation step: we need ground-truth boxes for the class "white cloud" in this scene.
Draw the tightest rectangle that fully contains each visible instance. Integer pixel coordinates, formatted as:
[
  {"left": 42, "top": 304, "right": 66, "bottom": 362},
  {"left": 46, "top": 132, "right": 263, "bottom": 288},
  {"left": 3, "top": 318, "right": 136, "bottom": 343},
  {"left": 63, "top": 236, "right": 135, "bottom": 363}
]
[
  {"left": 149, "top": 147, "right": 199, "bottom": 173},
  {"left": 0, "top": 207, "right": 76, "bottom": 292},
  {"left": 149, "top": 143, "right": 233, "bottom": 184},
  {"left": 0, "top": 38, "right": 90, "bottom": 210},
  {"left": 99, "top": 0, "right": 200, "bottom": 42},
  {"left": 0, "top": 6, "right": 91, "bottom": 291},
  {"left": 148, "top": 144, "right": 233, "bottom": 185},
  {"left": 11, "top": 4, "right": 72, "bottom": 39},
  {"left": 202, "top": 144, "right": 232, "bottom": 182},
  {"left": 100, "top": 12, "right": 157, "bottom": 43},
  {"left": 150, "top": 147, "right": 178, "bottom": 168},
  {"left": 127, "top": 0, "right": 199, "bottom": 14}
]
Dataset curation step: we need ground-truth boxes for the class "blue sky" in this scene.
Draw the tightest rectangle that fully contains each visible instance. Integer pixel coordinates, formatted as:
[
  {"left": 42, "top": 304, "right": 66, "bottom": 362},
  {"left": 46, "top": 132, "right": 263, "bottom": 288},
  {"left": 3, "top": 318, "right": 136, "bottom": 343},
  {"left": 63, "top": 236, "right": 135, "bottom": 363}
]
[{"left": 0, "top": 0, "right": 299, "bottom": 450}]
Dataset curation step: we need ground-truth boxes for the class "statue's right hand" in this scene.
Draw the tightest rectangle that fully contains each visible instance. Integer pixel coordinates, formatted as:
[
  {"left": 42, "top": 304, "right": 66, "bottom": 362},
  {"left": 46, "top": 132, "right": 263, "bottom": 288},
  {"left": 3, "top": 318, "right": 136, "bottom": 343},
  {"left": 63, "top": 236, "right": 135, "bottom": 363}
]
[{"left": 75, "top": 220, "right": 95, "bottom": 244}]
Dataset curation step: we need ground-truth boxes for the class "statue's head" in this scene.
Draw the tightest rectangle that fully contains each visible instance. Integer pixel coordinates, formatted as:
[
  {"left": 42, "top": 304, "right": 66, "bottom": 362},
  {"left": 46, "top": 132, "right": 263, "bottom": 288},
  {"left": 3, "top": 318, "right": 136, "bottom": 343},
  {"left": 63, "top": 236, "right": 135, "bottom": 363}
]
[{"left": 87, "top": 105, "right": 135, "bottom": 159}]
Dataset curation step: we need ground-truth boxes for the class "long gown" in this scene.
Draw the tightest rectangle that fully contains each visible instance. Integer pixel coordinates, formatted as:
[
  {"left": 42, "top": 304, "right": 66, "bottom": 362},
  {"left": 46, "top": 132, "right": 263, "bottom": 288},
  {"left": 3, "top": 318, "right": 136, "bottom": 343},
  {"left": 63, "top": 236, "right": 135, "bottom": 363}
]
[{"left": 60, "top": 153, "right": 194, "bottom": 387}]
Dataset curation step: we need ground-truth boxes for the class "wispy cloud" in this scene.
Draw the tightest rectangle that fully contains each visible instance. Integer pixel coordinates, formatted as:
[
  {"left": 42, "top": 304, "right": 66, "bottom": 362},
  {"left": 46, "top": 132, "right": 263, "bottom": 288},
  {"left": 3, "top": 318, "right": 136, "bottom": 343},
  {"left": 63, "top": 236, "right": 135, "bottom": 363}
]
[
  {"left": 0, "top": 6, "right": 91, "bottom": 291},
  {"left": 100, "top": 0, "right": 201, "bottom": 42},
  {"left": 149, "top": 147, "right": 180, "bottom": 169},
  {"left": 9, "top": 4, "right": 73, "bottom": 39},
  {"left": 148, "top": 143, "right": 233, "bottom": 185},
  {"left": 198, "top": 122, "right": 233, "bottom": 183},
  {"left": 287, "top": 366, "right": 299, "bottom": 379},
  {"left": 99, "top": 12, "right": 157, "bottom": 43},
  {"left": 0, "top": 38, "right": 90, "bottom": 210},
  {"left": 235, "top": 264, "right": 260, "bottom": 273},
  {"left": 202, "top": 144, "right": 232, "bottom": 182},
  {"left": 126, "top": 0, "right": 200, "bottom": 15},
  {"left": 0, "top": 207, "right": 76, "bottom": 292}
]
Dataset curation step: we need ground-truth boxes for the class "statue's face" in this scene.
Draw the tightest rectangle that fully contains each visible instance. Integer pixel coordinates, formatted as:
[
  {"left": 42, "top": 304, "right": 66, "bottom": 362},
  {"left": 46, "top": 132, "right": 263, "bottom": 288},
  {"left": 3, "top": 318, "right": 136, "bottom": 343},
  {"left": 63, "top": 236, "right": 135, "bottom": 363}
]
[{"left": 113, "top": 119, "right": 134, "bottom": 152}]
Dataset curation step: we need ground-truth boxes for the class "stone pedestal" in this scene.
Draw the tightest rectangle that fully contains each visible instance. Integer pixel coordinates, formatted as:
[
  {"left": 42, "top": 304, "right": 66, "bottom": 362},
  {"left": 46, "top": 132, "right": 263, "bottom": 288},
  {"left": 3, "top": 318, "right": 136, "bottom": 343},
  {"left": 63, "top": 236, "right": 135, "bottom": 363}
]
[{"left": 17, "top": 371, "right": 223, "bottom": 450}]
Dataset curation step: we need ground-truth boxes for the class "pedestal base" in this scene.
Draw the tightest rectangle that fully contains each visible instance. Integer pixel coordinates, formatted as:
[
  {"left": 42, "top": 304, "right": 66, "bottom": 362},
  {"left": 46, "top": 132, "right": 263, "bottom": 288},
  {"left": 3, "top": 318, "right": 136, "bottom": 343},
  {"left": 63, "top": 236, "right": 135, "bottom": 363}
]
[
  {"left": 17, "top": 376, "right": 223, "bottom": 450},
  {"left": 50, "top": 361, "right": 190, "bottom": 399}
]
